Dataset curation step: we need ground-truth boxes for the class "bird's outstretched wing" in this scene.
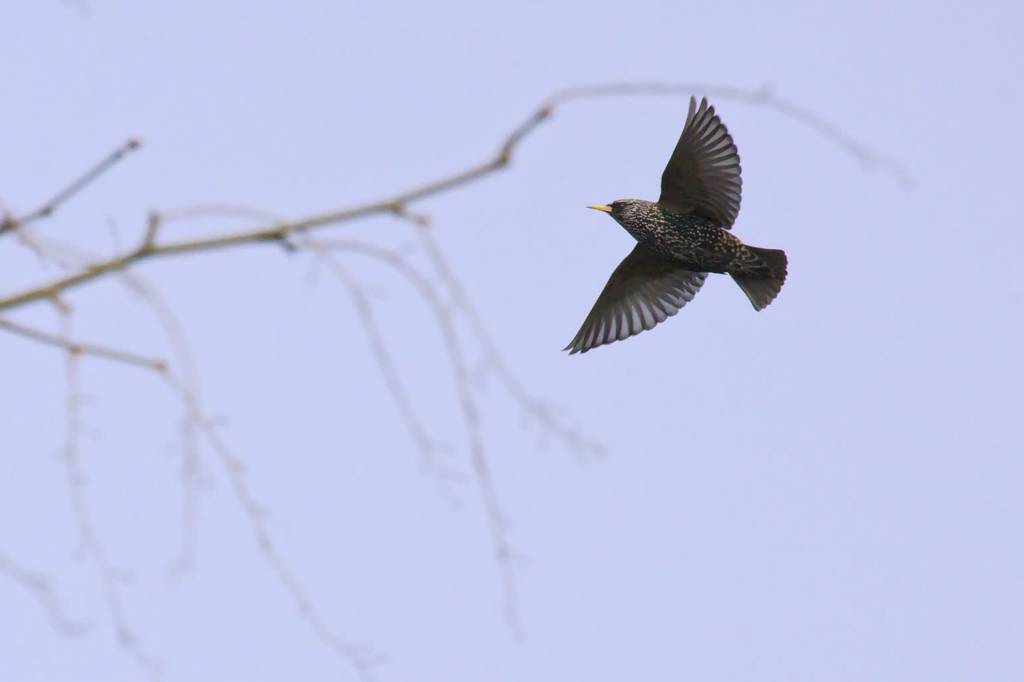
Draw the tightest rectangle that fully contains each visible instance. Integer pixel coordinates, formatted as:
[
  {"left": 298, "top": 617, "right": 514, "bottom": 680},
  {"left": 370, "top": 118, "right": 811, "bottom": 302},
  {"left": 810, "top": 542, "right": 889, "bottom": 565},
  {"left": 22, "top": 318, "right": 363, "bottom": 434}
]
[
  {"left": 659, "top": 96, "right": 742, "bottom": 229},
  {"left": 565, "top": 244, "right": 706, "bottom": 354}
]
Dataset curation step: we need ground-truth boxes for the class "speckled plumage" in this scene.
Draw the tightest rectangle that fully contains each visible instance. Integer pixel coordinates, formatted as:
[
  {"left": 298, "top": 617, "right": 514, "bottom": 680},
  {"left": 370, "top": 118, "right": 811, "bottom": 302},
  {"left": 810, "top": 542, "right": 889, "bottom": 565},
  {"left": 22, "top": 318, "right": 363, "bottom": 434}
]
[
  {"left": 613, "top": 200, "right": 746, "bottom": 272},
  {"left": 566, "top": 96, "right": 788, "bottom": 354}
]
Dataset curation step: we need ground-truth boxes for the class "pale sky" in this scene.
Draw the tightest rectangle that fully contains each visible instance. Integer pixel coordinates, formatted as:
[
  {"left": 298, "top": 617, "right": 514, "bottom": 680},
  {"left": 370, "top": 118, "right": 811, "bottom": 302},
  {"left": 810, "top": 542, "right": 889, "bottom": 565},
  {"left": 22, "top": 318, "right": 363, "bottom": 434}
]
[{"left": 1, "top": 1, "right": 1022, "bottom": 681}]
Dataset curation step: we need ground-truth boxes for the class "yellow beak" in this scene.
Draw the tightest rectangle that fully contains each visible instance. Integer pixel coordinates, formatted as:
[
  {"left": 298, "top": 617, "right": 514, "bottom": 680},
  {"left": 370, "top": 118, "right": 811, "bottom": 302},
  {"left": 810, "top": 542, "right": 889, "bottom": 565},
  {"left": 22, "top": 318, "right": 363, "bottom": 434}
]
[{"left": 587, "top": 204, "right": 612, "bottom": 213}]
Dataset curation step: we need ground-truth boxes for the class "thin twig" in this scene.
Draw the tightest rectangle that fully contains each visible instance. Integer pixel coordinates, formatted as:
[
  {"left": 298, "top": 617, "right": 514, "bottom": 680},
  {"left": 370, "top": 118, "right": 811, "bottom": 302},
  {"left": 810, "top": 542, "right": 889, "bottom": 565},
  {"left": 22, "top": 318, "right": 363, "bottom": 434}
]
[
  {"left": 4, "top": 241, "right": 203, "bottom": 579},
  {"left": 4, "top": 307, "right": 375, "bottom": 678},
  {"left": 57, "top": 311, "right": 163, "bottom": 679},
  {"left": 304, "top": 237, "right": 522, "bottom": 634},
  {"left": 0, "top": 139, "right": 141, "bottom": 235},
  {"left": 8, "top": 221, "right": 105, "bottom": 271},
  {"left": 394, "top": 210, "right": 605, "bottom": 457},
  {"left": 156, "top": 204, "right": 284, "bottom": 226},
  {"left": 543, "top": 81, "right": 914, "bottom": 188},
  {"left": 0, "top": 551, "right": 89, "bottom": 636},
  {"left": 165, "top": 415, "right": 203, "bottom": 580},
  {"left": 113, "top": 271, "right": 207, "bottom": 575},
  {"left": 0, "top": 317, "right": 167, "bottom": 372},
  {"left": 161, "top": 372, "right": 384, "bottom": 680},
  {"left": 115, "top": 270, "right": 202, "bottom": 409},
  {"left": 308, "top": 245, "right": 462, "bottom": 488}
]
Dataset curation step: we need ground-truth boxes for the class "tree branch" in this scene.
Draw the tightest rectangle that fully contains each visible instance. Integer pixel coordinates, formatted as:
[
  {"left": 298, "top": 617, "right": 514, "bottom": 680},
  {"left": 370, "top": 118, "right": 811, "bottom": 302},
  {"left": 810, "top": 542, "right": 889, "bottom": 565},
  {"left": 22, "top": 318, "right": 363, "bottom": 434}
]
[
  {"left": 543, "top": 81, "right": 913, "bottom": 187},
  {"left": 303, "top": 236, "right": 523, "bottom": 634},
  {"left": 0, "top": 139, "right": 141, "bottom": 235},
  {"left": 0, "top": 551, "right": 88, "bottom": 636},
  {"left": 1, "top": 308, "right": 379, "bottom": 678},
  {"left": 400, "top": 213, "right": 605, "bottom": 457},
  {"left": 307, "top": 243, "right": 463, "bottom": 488},
  {"left": 56, "top": 312, "right": 162, "bottom": 678},
  {"left": 161, "top": 370, "right": 384, "bottom": 679},
  {"left": 0, "top": 316, "right": 168, "bottom": 372},
  {"left": 0, "top": 82, "right": 906, "bottom": 314}
]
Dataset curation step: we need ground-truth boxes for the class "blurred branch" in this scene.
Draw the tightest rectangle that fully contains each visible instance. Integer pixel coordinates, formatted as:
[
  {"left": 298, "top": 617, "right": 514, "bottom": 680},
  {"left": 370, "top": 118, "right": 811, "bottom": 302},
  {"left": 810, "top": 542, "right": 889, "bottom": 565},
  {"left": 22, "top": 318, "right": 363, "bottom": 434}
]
[
  {"left": 112, "top": 271, "right": 208, "bottom": 577},
  {"left": 165, "top": 415, "right": 203, "bottom": 580},
  {"left": 161, "top": 370, "right": 384, "bottom": 679},
  {"left": 1, "top": 307, "right": 380, "bottom": 679},
  {"left": 0, "top": 316, "right": 167, "bottom": 372},
  {"left": 0, "top": 550, "right": 88, "bottom": 636},
  {"left": 304, "top": 236, "right": 522, "bottom": 633},
  {"left": 306, "top": 242, "right": 461, "bottom": 486},
  {"left": 395, "top": 210, "right": 605, "bottom": 457},
  {"left": 544, "top": 82, "right": 914, "bottom": 188},
  {"left": 57, "top": 312, "right": 163, "bottom": 679}
]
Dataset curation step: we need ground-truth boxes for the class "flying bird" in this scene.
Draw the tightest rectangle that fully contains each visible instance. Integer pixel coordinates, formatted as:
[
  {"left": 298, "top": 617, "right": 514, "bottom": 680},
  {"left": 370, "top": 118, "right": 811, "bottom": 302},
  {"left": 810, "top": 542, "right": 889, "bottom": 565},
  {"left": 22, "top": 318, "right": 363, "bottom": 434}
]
[{"left": 565, "top": 96, "right": 787, "bottom": 354}]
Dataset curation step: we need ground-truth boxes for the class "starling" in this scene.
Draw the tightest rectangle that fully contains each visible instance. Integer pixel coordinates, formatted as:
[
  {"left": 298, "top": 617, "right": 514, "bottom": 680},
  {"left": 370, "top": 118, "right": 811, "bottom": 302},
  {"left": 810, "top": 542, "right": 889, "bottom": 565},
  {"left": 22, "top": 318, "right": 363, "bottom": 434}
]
[{"left": 565, "top": 96, "right": 788, "bottom": 354}]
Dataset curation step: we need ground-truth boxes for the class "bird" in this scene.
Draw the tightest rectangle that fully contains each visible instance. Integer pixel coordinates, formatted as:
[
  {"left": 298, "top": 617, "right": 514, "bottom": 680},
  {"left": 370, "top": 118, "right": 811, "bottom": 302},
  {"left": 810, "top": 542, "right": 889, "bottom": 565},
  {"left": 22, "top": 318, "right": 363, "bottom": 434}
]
[{"left": 565, "top": 96, "right": 787, "bottom": 354}]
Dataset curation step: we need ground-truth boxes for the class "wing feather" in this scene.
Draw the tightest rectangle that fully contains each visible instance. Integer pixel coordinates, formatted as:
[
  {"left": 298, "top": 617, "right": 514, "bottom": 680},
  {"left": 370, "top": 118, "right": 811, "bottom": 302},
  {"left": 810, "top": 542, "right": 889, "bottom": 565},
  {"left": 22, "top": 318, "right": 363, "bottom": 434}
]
[
  {"left": 659, "top": 96, "right": 743, "bottom": 229},
  {"left": 565, "top": 244, "right": 707, "bottom": 354}
]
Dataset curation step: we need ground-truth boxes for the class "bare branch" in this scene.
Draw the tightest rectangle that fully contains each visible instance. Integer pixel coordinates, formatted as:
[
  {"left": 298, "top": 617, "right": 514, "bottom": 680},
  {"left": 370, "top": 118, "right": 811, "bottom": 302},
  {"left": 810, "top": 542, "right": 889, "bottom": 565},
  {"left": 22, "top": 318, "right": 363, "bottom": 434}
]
[
  {"left": 4, "top": 306, "right": 376, "bottom": 677},
  {"left": 0, "top": 316, "right": 168, "bottom": 372},
  {"left": 2, "top": 231, "right": 212, "bottom": 582},
  {"left": 0, "top": 550, "right": 89, "bottom": 636},
  {"left": 112, "top": 272, "right": 208, "bottom": 574},
  {"left": 164, "top": 416, "right": 203, "bottom": 580},
  {"left": 161, "top": 372, "right": 384, "bottom": 679},
  {"left": 304, "top": 237, "right": 523, "bottom": 634},
  {"left": 0, "top": 139, "right": 141, "bottom": 236},
  {"left": 0, "top": 82, "right": 904, "bottom": 314},
  {"left": 307, "top": 245, "right": 463, "bottom": 488},
  {"left": 400, "top": 214, "right": 605, "bottom": 458},
  {"left": 157, "top": 203, "right": 284, "bottom": 226},
  {"left": 57, "top": 312, "right": 163, "bottom": 678},
  {"left": 9, "top": 223, "right": 89, "bottom": 269},
  {"left": 543, "top": 81, "right": 914, "bottom": 188},
  {"left": 141, "top": 212, "right": 161, "bottom": 251}
]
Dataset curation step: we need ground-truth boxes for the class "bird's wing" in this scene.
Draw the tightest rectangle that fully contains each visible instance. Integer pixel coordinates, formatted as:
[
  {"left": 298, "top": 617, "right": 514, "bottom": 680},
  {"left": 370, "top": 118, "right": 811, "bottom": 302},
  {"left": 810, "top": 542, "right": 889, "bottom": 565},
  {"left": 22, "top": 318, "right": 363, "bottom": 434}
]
[
  {"left": 565, "top": 243, "right": 706, "bottom": 354},
  {"left": 659, "top": 96, "right": 743, "bottom": 229}
]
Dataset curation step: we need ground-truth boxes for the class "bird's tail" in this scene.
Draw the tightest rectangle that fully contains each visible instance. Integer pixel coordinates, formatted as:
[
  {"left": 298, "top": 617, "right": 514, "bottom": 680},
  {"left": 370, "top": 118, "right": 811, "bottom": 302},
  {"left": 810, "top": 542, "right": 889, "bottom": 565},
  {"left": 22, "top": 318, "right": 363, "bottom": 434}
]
[{"left": 730, "top": 247, "right": 788, "bottom": 311}]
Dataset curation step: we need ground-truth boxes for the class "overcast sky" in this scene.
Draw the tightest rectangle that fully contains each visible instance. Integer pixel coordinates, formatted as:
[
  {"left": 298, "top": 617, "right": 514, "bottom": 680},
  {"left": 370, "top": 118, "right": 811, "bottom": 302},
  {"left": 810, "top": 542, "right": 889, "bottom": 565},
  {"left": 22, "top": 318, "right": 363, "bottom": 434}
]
[{"left": 2, "top": 1, "right": 1022, "bottom": 681}]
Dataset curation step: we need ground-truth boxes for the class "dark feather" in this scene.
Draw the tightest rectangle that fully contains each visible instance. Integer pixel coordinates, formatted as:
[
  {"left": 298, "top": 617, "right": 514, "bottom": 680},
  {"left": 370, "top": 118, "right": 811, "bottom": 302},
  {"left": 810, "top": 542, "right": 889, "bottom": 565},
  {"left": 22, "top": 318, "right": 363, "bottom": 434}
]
[
  {"left": 565, "top": 243, "right": 706, "bottom": 354},
  {"left": 659, "top": 96, "right": 743, "bottom": 229}
]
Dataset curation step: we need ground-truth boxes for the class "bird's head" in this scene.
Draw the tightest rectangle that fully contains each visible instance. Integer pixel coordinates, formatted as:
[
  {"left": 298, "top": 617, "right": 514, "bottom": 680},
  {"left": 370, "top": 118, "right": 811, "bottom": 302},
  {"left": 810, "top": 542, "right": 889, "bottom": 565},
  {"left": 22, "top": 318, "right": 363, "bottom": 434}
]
[{"left": 587, "top": 199, "right": 643, "bottom": 223}]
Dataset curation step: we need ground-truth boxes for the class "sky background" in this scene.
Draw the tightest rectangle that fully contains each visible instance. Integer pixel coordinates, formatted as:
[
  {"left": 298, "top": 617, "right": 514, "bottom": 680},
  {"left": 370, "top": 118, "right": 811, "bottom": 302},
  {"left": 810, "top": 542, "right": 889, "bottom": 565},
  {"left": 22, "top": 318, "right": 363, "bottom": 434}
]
[{"left": 1, "top": 1, "right": 1022, "bottom": 680}]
